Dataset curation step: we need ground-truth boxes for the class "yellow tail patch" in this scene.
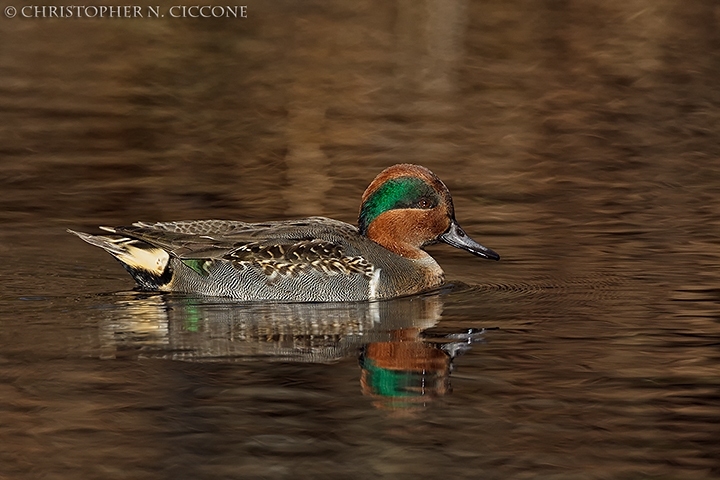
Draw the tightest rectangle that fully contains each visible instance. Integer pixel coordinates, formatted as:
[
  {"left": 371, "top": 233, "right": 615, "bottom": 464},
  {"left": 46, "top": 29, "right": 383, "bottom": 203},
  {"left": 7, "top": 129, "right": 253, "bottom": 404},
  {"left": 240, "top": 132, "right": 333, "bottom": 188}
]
[
  {"left": 68, "top": 229, "right": 170, "bottom": 276},
  {"left": 115, "top": 243, "right": 170, "bottom": 277}
]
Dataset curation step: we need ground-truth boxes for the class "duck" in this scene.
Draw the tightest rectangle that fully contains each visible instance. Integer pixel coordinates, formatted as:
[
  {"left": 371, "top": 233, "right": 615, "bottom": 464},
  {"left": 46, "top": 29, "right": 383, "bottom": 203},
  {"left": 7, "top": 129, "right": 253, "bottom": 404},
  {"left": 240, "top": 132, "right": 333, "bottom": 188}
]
[{"left": 69, "top": 164, "right": 499, "bottom": 302}]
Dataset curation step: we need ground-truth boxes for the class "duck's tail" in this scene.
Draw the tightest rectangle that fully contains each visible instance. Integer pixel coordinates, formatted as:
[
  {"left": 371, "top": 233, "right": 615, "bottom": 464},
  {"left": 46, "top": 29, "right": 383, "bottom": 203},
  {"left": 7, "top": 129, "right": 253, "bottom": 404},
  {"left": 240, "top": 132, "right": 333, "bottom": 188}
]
[{"left": 68, "top": 229, "right": 172, "bottom": 289}]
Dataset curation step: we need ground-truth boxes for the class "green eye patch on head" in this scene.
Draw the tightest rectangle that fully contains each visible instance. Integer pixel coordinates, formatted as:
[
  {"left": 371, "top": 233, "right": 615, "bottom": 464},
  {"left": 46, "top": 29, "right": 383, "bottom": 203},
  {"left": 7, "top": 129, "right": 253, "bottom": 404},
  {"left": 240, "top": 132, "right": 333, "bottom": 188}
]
[{"left": 359, "top": 176, "right": 439, "bottom": 234}]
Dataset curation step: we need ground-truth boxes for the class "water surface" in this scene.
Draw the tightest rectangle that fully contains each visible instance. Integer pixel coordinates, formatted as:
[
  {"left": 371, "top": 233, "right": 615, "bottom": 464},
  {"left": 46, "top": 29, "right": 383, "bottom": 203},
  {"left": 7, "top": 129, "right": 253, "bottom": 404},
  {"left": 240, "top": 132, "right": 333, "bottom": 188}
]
[{"left": 1, "top": 1, "right": 720, "bottom": 478}]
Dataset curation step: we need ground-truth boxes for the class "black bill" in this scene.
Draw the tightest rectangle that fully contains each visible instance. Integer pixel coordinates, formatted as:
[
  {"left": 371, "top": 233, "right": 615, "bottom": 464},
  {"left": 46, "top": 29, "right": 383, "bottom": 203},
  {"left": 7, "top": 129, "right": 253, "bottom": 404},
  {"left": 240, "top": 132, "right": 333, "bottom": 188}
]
[{"left": 439, "top": 220, "right": 500, "bottom": 261}]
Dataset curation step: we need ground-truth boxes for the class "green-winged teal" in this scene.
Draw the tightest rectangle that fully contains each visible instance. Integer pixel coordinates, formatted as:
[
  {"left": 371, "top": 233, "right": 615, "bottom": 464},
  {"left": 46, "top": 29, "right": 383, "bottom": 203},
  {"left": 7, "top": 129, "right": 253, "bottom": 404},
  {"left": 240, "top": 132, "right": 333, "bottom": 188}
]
[{"left": 69, "top": 164, "right": 499, "bottom": 301}]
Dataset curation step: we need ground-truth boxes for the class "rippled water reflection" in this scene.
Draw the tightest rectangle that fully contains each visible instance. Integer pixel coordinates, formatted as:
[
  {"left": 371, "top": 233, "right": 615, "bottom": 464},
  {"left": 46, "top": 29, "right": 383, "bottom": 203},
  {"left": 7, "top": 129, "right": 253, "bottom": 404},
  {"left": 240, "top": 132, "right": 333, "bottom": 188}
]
[{"left": 2, "top": 0, "right": 720, "bottom": 478}]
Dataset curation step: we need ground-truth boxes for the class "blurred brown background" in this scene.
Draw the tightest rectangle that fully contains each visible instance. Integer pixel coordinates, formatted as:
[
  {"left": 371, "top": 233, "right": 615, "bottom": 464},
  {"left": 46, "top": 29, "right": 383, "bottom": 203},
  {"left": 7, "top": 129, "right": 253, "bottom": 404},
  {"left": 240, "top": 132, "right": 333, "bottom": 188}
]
[{"left": 1, "top": 1, "right": 720, "bottom": 478}]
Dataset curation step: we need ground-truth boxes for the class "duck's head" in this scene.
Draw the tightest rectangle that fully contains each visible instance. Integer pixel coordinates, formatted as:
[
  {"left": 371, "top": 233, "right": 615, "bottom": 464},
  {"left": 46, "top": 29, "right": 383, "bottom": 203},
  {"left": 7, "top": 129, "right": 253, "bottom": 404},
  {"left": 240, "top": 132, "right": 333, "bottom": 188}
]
[{"left": 358, "top": 164, "right": 500, "bottom": 261}]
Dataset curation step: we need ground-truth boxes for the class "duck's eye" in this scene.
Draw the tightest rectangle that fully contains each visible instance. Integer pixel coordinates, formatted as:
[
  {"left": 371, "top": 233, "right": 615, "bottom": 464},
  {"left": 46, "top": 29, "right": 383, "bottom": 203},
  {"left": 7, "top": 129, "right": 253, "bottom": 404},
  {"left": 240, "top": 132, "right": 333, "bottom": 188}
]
[{"left": 416, "top": 197, "right": 432, "bottom": 209}]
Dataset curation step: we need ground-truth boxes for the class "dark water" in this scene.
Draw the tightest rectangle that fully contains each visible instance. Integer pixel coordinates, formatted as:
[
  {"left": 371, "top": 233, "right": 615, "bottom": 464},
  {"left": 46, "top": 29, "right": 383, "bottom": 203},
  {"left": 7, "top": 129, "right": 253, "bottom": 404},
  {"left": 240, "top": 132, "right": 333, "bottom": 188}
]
[{"left": 2, "top": 1, "right": 720, "bottom": 478}]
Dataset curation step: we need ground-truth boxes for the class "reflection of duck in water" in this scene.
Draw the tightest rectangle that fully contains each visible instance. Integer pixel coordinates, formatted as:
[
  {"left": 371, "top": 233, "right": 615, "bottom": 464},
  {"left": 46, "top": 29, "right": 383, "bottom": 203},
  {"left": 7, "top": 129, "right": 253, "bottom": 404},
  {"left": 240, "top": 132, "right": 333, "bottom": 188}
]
[
  {"left": 360, "top": 327, "right": 451, "bottom": 410},
  {"left": 101, "top": 292, "right": 446, "bottom": 362},
  {"left": 100, "top": 292, "right": 489, "bottom": 409},
  {"left": 358, "top": 324, "right": 488, "bottom": 410},
  {"left": 70, "top": 164, "right": 499, "bottom": 301}
]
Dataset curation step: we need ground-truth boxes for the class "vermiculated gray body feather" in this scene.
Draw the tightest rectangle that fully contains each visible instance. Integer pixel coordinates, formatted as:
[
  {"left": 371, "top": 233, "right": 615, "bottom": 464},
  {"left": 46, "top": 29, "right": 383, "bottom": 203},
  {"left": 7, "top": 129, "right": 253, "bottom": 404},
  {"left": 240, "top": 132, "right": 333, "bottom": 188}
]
[{"left": 70, "top": 217, "right": 443, "bottom": 302}]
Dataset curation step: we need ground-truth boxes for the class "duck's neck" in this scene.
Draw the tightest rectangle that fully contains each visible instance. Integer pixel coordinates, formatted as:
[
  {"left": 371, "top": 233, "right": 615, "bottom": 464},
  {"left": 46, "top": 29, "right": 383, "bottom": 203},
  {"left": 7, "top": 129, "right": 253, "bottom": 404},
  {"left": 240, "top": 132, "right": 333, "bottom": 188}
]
[
  {"left": 363, "top": 209, "right": 445, "bottom": 260},
  {"left": 365, "top": 221, "right": 427, "bottom": 260}
]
